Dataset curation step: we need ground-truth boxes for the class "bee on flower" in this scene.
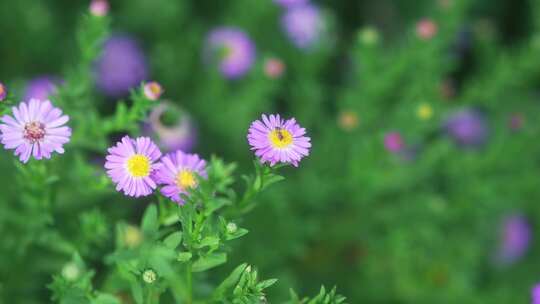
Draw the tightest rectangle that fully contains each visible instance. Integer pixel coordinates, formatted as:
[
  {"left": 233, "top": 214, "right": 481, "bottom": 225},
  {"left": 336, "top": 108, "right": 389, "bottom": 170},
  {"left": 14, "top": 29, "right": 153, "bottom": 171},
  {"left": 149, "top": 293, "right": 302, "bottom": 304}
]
[{"left": 247, "top": 114, "right": 311, "bottom": 167}]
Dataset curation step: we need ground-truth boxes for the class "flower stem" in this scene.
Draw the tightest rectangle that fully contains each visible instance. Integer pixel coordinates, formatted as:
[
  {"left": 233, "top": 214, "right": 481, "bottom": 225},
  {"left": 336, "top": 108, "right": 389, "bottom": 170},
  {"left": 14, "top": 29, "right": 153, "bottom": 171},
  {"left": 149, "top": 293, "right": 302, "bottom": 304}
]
[{"left": 186, "top": 262, "right": 193, "bottom": 304}]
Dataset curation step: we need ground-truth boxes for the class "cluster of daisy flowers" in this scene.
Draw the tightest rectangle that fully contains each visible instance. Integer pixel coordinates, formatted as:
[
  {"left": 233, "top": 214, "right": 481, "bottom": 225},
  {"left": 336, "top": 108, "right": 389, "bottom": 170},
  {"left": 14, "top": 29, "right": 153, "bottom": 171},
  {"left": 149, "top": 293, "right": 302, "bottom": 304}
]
[{"left": 105, "top": 113, "right": 311, "bottom": 202}]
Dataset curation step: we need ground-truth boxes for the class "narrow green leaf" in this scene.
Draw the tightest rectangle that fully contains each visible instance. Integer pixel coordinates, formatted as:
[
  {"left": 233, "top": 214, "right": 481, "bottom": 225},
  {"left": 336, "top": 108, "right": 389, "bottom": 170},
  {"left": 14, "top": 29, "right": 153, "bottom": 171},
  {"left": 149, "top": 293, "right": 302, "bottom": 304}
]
[
  {"left": 141, "top": 205, "right": 158, "bottom": 235},
  {"left": 256, "top": 278, "right": 278, "bottom": 290},
  {"left": 212, "top": 263, "right": 248, "bottom": 300},
  {"left": 163, "top": 232, "right": 182, "bottom": 249},
  {"left": 130, "top": 282, "right": 143, "bottom": 304},
  {"left": 192, "top": 252, "right": 227, "bottom": 272}
]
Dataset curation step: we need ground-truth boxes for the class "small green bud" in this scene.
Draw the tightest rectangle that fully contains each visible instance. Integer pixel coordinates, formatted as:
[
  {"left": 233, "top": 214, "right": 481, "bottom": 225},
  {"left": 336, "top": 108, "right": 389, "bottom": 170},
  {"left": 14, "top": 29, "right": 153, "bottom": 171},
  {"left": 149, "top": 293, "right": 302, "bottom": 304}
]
[
  {"left": 358, "top": 26, "right": 380, "bottom": 46},
  {"left": 142, "top": 268, "right": 157, "bottom": 284},
  {"left": 226, "top": 222, "right": 238, "bottom": 234},
  {"left": 61, "top": 262, "right": 80, "bottom": 281}
]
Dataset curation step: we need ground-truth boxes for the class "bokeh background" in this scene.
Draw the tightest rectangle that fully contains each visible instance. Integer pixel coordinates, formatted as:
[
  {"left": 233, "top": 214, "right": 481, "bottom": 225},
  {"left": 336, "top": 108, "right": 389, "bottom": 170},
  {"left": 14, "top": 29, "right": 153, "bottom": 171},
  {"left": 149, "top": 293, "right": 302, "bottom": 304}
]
[{"left": 1, "top": 0, "right": 540, "bottom": 303}]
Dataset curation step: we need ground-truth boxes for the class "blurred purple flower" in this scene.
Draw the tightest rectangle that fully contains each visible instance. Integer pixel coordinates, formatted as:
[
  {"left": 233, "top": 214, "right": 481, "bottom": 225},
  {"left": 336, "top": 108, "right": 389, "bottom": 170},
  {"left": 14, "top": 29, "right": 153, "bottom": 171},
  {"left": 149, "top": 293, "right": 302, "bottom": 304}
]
[
  {"left": 143, "top": 102, "right": 196, "bottom": 152},
  {"left": 384, "top": 132, "right": 404, "bottom": 153},
  {"left": 444, "top": 109, "right": 489, "bottom": 147},
  {"left": 495, "top": 214, "right": 531, "bottom": 265},
  {"left": 273, "top": 0, "right": 308, "bottom": 8},
  {"left": 532, "top": 283, "right": 540, "bottom": 304},
  {"left": 23, "top": 76, "right": 61, "bottom": 102},
  {"left": 89, "top": 0, "right": 109, "bottom": 17},
  {"left": 204, "top": 27, "right": 256, "bottom": 79},
  {"left": 95, "top": 35, "right": 148, "bottom": 97},
  {"left": 281, "top": 4, "right": 324, "bottom": 49},
  {"left": 508, "top": 113, "right": 525, "bottom": 131}
]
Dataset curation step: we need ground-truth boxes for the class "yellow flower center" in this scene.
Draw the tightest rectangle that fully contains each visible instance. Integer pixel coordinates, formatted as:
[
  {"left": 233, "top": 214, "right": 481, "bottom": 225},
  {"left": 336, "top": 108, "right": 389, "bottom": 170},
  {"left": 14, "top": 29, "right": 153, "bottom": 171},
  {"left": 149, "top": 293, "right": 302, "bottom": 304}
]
[
  {"left": 417, "top": 103, "right": 433, "bottom": 120},
  {"left": 176, "top": 170, "right": 197, "bottom": 190},
  {"left": 126, "top": 154, "right": 151, "bottom": 178},
  {"left": 149, "top": 83, "right": 161, "bottom": 95},
  {"left": 269, "top": 128, "right": 293, "bottom": 149}
]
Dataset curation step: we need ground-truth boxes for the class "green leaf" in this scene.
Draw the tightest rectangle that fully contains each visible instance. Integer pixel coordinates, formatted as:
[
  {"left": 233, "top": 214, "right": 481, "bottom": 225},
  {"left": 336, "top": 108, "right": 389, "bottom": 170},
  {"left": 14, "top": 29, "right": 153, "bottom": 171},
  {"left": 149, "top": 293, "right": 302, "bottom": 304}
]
[
  {"left": 196, "top": 236, "right": 220, "bottom": 248},
  {"left": 256, "top": 279, "right": 278, "bottom": 290},
  {"left": 226, "top": 228, "right": 249, "bottom": 241},
  {"left": 163, "top": 232, "right": 182, "bottom": 249},
  {"left": 192, "top": 252, "right": 227, "bottom": 272},
  {"left": 141, "top": 205, "right": 158, "bottom": 235},
  {"left": 130, "top": 282, "right": 143, "bottom": 304},
  {"left": 92, "top": 294, "right": 121, "bottom": 304},
  {"left": 261, "top": 174, "right": 285, "bottom": 190},
  {"left": 177, "top": 252, "right": 192, "bottom": 262},
  {"left": 212, "top": 263, "right": 248, "bottom": 300}
]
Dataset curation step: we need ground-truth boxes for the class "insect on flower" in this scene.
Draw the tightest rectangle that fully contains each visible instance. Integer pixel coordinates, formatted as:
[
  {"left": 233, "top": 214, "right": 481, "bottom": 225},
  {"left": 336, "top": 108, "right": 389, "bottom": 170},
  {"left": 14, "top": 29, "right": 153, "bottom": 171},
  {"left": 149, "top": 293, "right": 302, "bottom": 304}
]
[{"left": 247, "top": 114, "right": 311, "bottom": 167}]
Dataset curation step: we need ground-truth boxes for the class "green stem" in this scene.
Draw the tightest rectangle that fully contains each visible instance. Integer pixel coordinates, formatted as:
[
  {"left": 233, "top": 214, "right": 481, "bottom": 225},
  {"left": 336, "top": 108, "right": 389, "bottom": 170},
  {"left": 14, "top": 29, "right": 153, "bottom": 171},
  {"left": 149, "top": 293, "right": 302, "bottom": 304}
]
[
  {"left": 186, "top": 262, "right": 193, "bottom": 304},
  {"left": 145, "top": 286, "right": 154, "bottom": 304}
]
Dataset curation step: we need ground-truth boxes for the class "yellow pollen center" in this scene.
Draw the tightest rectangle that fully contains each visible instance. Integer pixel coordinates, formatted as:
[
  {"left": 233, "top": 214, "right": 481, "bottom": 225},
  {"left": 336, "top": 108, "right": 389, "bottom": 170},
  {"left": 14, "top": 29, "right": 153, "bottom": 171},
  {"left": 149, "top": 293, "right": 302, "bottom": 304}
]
[
  {"left": 176, "top": 170, "right": 197, "bottom": 190},
  {"left": 149, "top": 83, "right": 161, "bottom": 95},
  {"left": 126, "top": 154, "right": 151, "bottom": 178},
  {"left": 269, "top": 128, "right": 293, "bottom": 148}
]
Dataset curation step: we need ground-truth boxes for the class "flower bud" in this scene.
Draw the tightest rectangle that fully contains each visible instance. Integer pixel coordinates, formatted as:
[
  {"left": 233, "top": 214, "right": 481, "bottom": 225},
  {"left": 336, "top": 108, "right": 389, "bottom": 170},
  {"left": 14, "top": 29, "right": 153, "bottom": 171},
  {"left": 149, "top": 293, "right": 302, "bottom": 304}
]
[
  {"left": 226, "top": 222, "right": 238, "bottom": 234},
  {"left": 142, "top": 268, "right": 157, "bottom": 284},
  {"left": 143, "top": 81, "right": 164, "bottom": 101}
]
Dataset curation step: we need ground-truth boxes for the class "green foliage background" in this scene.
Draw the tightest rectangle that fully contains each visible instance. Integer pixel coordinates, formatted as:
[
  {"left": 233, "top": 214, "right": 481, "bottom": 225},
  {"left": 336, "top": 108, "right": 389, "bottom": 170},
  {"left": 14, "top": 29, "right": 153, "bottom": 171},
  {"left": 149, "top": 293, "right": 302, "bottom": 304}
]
[{"left": 1, "top": 0, "right": 540, "bottom": 303}]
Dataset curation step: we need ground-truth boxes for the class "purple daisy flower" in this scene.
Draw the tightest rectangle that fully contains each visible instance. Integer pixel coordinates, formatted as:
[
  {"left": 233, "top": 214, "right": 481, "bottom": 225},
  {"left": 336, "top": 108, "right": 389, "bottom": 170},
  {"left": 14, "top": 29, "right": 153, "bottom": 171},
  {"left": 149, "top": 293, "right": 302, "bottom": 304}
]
[
  {"left": 204, "top": 27, "right": 256, "bottom": 79},
  {"left": 143, "top": 102, "right": 197, "bottom": 152},
  {"left": 494, "top": 214, "right": 531, "bottom": 265},
  {"left": 23, "top": 76, "right": 61, "bottom": 102},
  {"left": 444, "top": 109, "right": 489, "bottom": 148},
  {"left": 247, "top": 114, "right": 311, "bottom": 167},
  {"left": 105, "top": 136, "right": 161, "bottom": 197},
  {"left": 532, "top": 283, "right": 540, "bottom": 304},
  {"left": 0, "top": 99, "right": 71, "bottom": 163},
  {"left": 281, "top": 3, "right": 325, "bottom": 49},
  {"left": 0, "top": 82, "right": 7, "bottom": 101},
  {"left": 273, "top": 0, "right": 309, "bottom": 8},
  {"left": 155, "top": 150, "right": 207, "bottom": 204},
  {"left": 95, "top": 35, "right": 148, "bottom": 98}
]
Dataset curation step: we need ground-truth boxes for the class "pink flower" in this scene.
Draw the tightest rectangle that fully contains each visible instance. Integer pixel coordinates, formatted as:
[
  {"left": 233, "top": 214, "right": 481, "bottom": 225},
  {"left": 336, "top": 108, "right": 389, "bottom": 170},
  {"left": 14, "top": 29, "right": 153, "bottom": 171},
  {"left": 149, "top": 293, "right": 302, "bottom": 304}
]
[
  {"left": 416, "top": 19, "right": 438, "bottom": 40},
  {"left": 155, "top": 150, "right": 207, "bottom": 204},
  {"left": 0, "top": 82, "right": 6, "bottom": 101},
  {"left": 90, "top": 0, "right": 109, "bottom": 17},
  {"left": 0, "top": 99, "right": 71, "bottom": 163},
  {"left": 384, "top": 132, "right": 404, "bottom": 153},
  {"left": 264, "top": 58, "right": 285, "bottom": 79},
  {"left": 143, "top": 81, "right": 163, "bottom": 101}
]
